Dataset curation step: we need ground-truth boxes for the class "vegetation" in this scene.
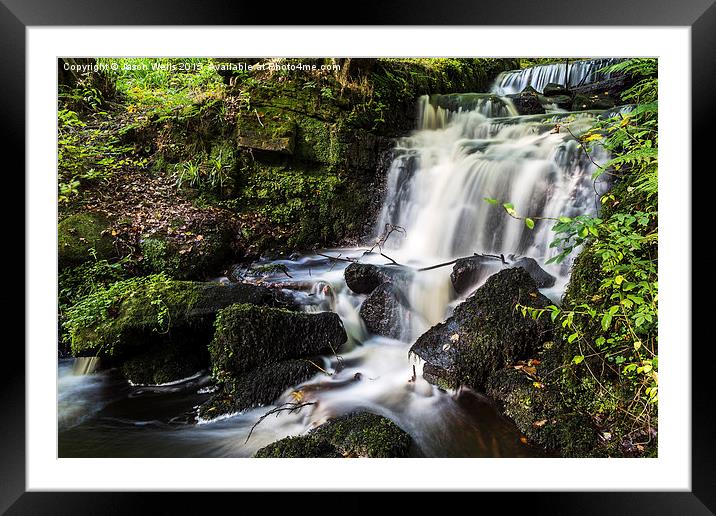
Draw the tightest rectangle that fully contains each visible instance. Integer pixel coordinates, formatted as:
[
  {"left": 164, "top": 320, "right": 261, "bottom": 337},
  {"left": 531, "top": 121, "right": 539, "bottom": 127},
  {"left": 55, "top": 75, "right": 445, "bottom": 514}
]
[{"left": 503, "top": 58, "right": 658, "bottom": 456}]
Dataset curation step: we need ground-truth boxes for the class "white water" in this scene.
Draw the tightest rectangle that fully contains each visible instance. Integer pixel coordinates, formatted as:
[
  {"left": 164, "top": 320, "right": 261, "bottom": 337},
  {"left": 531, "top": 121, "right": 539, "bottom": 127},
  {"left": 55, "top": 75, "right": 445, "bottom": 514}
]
[
  {"left": 492, "top": 58, "right": 625, "bottom": 95},
  {"left": 59, "top": 85, "right": 611, "bottom": 458}
]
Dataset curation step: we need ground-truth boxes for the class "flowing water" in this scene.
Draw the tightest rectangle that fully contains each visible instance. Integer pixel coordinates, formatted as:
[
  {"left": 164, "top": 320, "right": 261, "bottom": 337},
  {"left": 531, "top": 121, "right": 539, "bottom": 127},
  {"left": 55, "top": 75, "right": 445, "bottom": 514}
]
[{"left": 59, "top": 79, "right": 614, "bottom": 458}]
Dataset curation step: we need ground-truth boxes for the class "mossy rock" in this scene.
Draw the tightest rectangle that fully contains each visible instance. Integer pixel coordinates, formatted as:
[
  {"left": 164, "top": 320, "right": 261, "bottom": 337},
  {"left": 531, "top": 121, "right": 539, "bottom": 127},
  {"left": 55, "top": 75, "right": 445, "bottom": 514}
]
[
  {"left": 64, "top": 275, "right": 284, "bottom": 358},
  {"left": 209, "top": 303, "right": 346, "bottom": 380},
  {"left": 140, "top": 223, "right": 236, "bottom": 281},
  {"left": 410, "top": 268, "right": 554, "bottom": 391},
  {"left": 58, "top": 212, "right": 116, "bottom": 268},
  {"left": 254, "top": 412, "right": 412, "bottom": 458},
  {"left": 197, "top": 359, "right": 316, "bottom": 421}
]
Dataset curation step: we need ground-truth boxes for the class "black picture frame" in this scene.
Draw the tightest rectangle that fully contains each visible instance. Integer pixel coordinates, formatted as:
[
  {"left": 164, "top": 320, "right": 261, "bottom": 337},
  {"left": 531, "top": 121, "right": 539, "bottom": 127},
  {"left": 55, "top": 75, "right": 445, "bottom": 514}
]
[{"left": 6, "top": 1, "right": 712, "bottom": 513}]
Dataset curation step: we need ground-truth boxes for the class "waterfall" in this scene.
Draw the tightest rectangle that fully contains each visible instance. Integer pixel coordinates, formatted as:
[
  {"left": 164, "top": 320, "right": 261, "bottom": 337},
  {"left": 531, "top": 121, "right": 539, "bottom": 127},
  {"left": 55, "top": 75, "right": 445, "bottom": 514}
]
[
  {"left": 72, "top": 356, "right": 101, "bottom": 375},
  {"left": 376, "top": 94, "right": 609, "bottom": 331},
  {"left": 492, "top": 58, "right": 626, "bottom": 95}
]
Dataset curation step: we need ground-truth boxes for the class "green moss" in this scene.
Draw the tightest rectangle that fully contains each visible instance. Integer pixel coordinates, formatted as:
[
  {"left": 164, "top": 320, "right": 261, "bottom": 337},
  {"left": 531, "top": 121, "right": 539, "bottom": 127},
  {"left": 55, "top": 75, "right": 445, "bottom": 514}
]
[
  {"left": 58, "top": 212, "right": 116, "bottom": 268},
  {"left": 209, "top": 303, "right": 346, "bottom": 381},
  {"left": 64, "top": 273, "right": 200, "bottom": 357},
  {"left": 254, "top": 412, "right": 412, "bottom": 458}
]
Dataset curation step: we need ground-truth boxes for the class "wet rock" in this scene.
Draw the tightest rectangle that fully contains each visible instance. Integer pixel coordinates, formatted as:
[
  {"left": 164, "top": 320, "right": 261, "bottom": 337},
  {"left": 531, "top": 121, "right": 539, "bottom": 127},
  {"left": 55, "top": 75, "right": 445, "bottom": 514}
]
[
  {"left": 197, "top": 359, "right": 316, "bottom": 420},
  {"left": 572, "top": 92, "right": 616, "bottom": 111},
  {"left": 410, "top": 268, "right": 553, "bottom": 391},
  {"left": 450, "top": 255, "right": 504, "bottom": 295},
  {"left": 359, "top": 282, "right": 409, "bottom": 338},
  {"left": 543, "top": 82, "right": 569, "bottom": 96},
  {"left": 508, "top": 88, "right": 546, "bottom": 115},
  {"left": 344, "top": 262, "right": 412, "bottom": 295},
  {"left": 509, "top": 257, "right": 556, "bottom": 288},
  {"left": 58, "top": 212, "right": 116, "bottom": 268},
  {"left": 254, "top": 412, "right": 413, "bottom": 458},
  {"left": 209, "top": 303, "right": 346, "bottom": 377},
  {"left": 539, "top": 94, "right": 573, "bottom": 110}
]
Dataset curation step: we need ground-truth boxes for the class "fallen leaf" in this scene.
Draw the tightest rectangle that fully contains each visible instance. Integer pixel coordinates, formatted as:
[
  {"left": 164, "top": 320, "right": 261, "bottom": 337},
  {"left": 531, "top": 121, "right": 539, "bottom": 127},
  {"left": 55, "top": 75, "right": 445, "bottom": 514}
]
[
  {"left": 519, "top": 436, "right": 528, "bottom": 444},
  {"left": 533, "top": 419, "right": 548, "bottom": 428}
]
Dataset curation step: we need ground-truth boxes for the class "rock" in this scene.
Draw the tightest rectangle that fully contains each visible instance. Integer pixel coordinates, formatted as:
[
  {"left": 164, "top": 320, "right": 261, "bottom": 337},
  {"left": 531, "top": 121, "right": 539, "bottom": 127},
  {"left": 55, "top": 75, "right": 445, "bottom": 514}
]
[
  {"left": 254, "top": 412, "right": 413, "bottom": 458},
  {"left": 208, "top": 304, "right": 346, "bottom": 377},
  {"left": 486, "top": 341, "right": 600, "bottom": 457},
  {"left": 509, "top": 257, "right": 556, "bottom": 288},
  {"left": 572, "top": 92, "right": 616, "bottom": 111},
  {"left": 539, "top": 94, "right": 573, "bottom": 110},
  {"left": 507, "top": 91, "right": 545, "bottom": 115},
  {"left": 344, "top": 263, "right": 412, "bottom": 295},
  {"left": 410, "top": 268, "right": 553, "bottom": 391},
  {"left": 197, "top": 359, "right": 316, "bottom": 420},
  {"left": 359, "top": 282, "right": 409, "bottom": 338},
  {"left": 65, "top": 276, "right": 287, "bottom": 359},
  {"left": 450, "top": 255, "right": 504, "bottom": 295},
  {"left": 58, "top": 212, "right": 116, "bottom": 268},
  {"left": 542, "top": 83, "right": 569, "bottom": 96},
  {"left": 140, "top": 219, "right": 237, "bottom": 280}
]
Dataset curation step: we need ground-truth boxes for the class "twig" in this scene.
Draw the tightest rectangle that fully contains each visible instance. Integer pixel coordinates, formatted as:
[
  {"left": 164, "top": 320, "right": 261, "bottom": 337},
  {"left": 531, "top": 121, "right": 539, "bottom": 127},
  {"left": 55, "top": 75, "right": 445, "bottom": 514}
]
[
  {"left": 380, "top": 252, "right": 402, "bottom": 266},
  {"left": 254, "top": 109, "right": 264, "bottom": 127},
  {"left": 317, "top": 252, "right": 360, "bottom": 263},
  {"left": 244, "top": 401, "right": 317, "bottom": 444}
]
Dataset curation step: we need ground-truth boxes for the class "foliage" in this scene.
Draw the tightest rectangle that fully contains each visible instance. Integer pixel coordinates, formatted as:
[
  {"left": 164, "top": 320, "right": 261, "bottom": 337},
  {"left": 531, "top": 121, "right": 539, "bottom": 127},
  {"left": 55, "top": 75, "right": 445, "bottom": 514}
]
[{"left": 63, "top": 273, "right": 197, "bottom": 356}]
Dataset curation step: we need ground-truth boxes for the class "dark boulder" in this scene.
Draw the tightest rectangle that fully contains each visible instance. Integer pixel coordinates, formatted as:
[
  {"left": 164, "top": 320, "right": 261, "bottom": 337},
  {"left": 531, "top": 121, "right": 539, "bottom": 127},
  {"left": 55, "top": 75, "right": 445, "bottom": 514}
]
[
  {"left": 344, "top": 262, "right": 412, "bottom": 295},
  {"left": 572, "top": 92, "right": 616, "bottom": 111},
  {"left": 450, "top": 254, "right": 504, "bottom": 295},
  {"left": 197, "top": 359, "right": 316, "bottom": 420},
  {"left": 410, "top": 268, "right": 553, "bottom": 391},
  {"left": 254, "top": 412, "right": 413, "bottom": 458},
  {"left": 509, "top": 257, "right": 556, "bottom": 288},
  {"left": 359, "top": 282, "right": 409, "bottom": 339},
  {"left": 539, "top": 94, "right": 573, "bottom": 110},
  {"left": 120, "top": 340, "right": 208, "bottom": 386},
  {"left": 542, "top": 83, "right": 569, "bottom": 96},
  {"left": 209, "top": 303, "right": 346, "bottom": 377},
  {"left": 508, "top": 90, "right": 545, "bottom": 115}
]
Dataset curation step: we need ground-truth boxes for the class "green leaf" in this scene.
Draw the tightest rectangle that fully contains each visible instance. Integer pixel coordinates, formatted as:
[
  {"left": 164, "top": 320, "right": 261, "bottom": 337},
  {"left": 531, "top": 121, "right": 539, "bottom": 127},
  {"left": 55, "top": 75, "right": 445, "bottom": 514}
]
[
  {"left": 558, "top": 216, "right": 572, "bottom": 223},
  {"left": 567, "top": 332, "right": 579, "bottom": 343},
  {"left": 601, "top": 313, "right": 613, "bottom": 331},
  {"left": 572, "top": 355, "right": 584, "bottom": 365},
  {"left": 484, "top": 197, "right": 498, "bottom": 205},
  {"left": 525, "top": 218, "right": 535, "bottom": 229},
  {"left": 502, "top": 202, "right": 514, "bottom": 210}
]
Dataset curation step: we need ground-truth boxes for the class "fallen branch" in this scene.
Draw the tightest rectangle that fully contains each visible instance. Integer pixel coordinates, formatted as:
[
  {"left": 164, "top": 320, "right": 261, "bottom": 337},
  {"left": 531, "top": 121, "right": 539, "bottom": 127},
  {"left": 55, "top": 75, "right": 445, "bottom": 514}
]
[
  {"left": 244, "top": 401, "right": 317, "bottom": 445},
  {"left": 417, "top": 252, "right": 506, "bottom": 272},
  {"left": 318, "top": 252, "right": 360, "bottom": 263}
]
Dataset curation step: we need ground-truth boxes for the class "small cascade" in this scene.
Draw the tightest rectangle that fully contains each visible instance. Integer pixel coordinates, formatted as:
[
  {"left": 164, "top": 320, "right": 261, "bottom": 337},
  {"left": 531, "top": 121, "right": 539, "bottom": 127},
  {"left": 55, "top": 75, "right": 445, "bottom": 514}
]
[
  {"left": 492, "top": 58, "right": 626, "bottom": 95},
  {"left": 72, "top": 356, "right": 101, "bottom": 376}
]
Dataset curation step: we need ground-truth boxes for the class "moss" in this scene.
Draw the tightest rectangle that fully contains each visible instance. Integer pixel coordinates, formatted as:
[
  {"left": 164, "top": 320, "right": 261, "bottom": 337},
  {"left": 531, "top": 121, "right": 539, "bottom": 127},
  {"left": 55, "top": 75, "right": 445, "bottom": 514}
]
[
  {"left": 254, "top": 436, "right": 342, "bottom": 458},
  {"left": 58, "top": 212, "right": 116, "bottom": 268},
  {"left": 208, "top": 303, "right": 346, "bottom": 381},
  {"left": 64, "top": 276, "right": 281, "bottom": 358},
  {"left": 254, "top": 412, "right": 412, "bottom": 458},
  {"left": 140, "top": 225, "right": 234, "bottom": 280}
]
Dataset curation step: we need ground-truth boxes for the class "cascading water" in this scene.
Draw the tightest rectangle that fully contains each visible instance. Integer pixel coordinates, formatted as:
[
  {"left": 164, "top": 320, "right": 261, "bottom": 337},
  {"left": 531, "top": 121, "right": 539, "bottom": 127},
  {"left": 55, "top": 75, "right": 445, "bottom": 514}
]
[
  {"left": 58, "top": 78, "right": 612, "bottom": 458},
  {"left": 492, "top": 58, "right": 625, "bottom": 95}
]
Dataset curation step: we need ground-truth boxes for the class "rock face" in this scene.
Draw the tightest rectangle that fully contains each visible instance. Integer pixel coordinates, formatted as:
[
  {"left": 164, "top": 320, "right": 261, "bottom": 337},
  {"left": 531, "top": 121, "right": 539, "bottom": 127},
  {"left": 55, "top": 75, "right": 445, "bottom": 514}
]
[
  {"left": 199, "top": 304, "right": 347, "bottom": 420},
  {"left": 411, "top": 268, "right": 553, "bottom": 391},
  {"left": 542, "top": 82, "right": 568, "bottom": 96},
  {"left": 254, "top": 412, "right": 413, "bottom": 458},
  {"left": 359, "top": 282, "right": 409, "bottom": 338},
  {"left": 58, "top": 212, "right": 116, "bottom": 268},
  {"left": 344, "top": 263, "right": 412, "bottom": 295}
]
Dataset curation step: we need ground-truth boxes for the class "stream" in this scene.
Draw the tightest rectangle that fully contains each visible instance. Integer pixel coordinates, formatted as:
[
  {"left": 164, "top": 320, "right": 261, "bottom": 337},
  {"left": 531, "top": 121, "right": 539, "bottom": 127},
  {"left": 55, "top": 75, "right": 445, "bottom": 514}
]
[{"left": 59, "top": 61, "right": 618, "bottom": 458}]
